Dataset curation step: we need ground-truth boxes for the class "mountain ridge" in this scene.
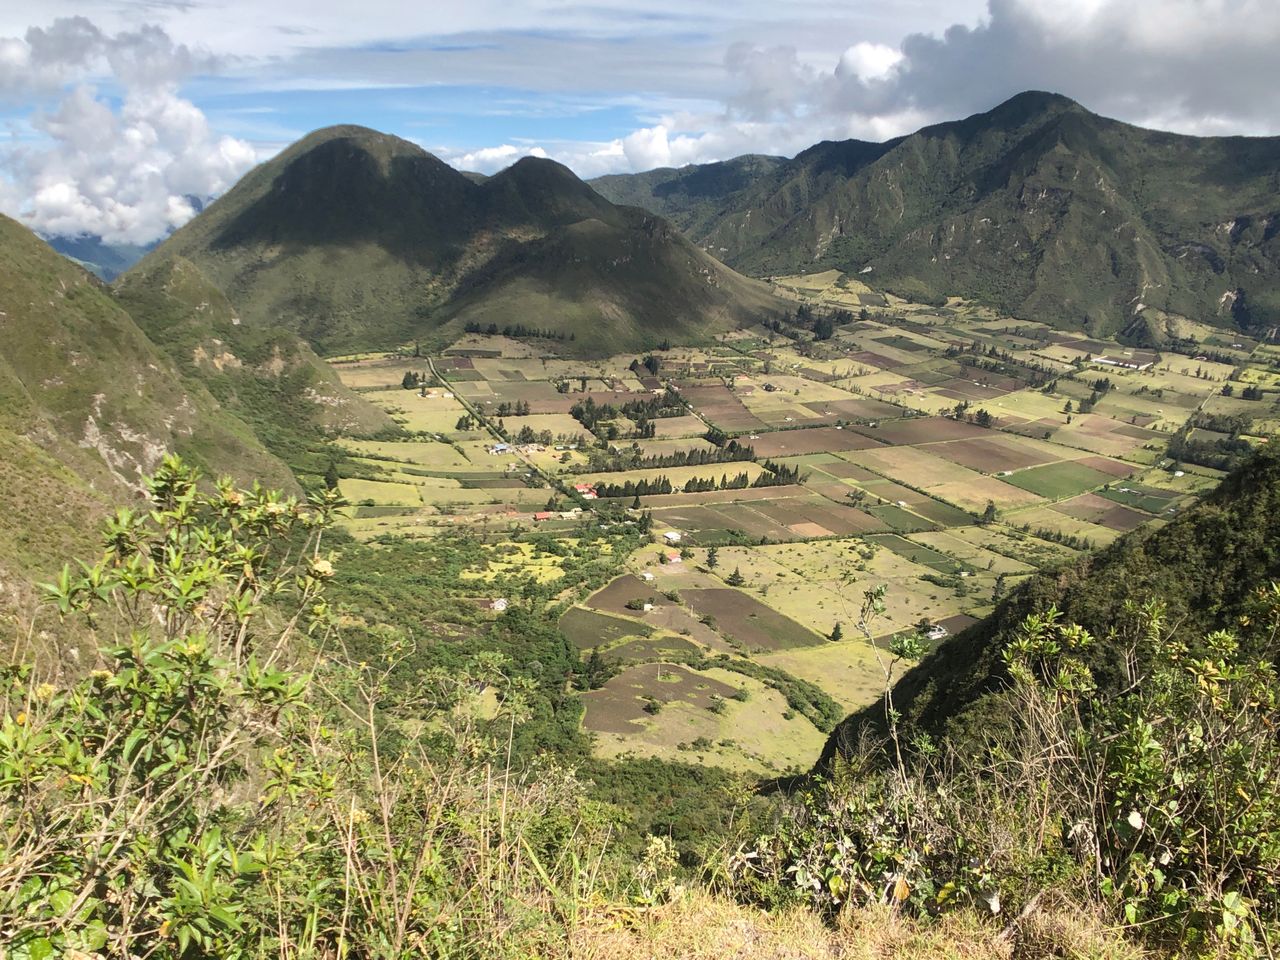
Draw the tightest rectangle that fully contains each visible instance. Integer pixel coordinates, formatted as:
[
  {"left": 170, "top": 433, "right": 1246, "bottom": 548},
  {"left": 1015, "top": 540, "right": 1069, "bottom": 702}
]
[
  {"left": 590, "top": 91, "right": 1280, "bottom": 340},
  {"left": 0, "top": 214, "right": 296, "bottom": 585},
  {"left": 134, "top": 126, "right": 784, "bottom": 355}
]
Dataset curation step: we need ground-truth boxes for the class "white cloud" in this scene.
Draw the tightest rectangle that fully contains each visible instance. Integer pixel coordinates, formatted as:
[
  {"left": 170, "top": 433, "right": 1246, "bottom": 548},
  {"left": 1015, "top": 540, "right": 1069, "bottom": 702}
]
[
  {"left": 577, "top": 0, "right": 1280, "bottom": 175},
  {"left": 824, "top": 0, "right": 1280, "bottom": 134},
  {"left": 0, "top": 17, "right": 254, "bottom": 243},
  {"left": 621, "top": 126, "right": 671, "bottom": 170},
  {"left": 837, "top": 42, "right": 903, "bottom": 83},
  {"left": 6, "top": 1, "right": 1280, "bottom": 239},
  {"left": 447, "top": 142, "right": 547, "bottom": 173}
]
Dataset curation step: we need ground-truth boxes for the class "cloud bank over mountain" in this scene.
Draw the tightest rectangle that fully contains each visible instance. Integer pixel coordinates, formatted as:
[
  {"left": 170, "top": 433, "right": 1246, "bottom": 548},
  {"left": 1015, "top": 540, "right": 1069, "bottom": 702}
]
[{"left": 0, "top": 18, "right": 255, "bottom": 243}]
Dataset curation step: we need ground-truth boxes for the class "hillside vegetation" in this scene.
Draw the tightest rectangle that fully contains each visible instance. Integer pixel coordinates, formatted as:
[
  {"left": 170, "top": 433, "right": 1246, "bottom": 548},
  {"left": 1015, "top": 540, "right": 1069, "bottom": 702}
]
[
  {"left": 592, "top": 91, "right": 1280, "bottom": 340},
  {"left": 0, "top": 215, "right": 292, "bottom": 584},
  {"left": 0, "top": 458, "right": 1146, "bottom": 959},
  {"left": 796, "top": 449, "right": 1280, "bottom": 953},
  {"left": 134, "top": 126, "right": 784, "bottom": 355},
  {"left": 113, "top": 257, "right": 395, "bottom": 469}
]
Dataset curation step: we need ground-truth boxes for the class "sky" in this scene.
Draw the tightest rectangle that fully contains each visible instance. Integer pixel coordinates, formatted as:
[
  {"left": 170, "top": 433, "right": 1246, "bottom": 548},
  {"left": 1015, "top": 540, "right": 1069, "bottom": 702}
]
[{"left": 1, "top": 0, "right": 1278, "bottom": 244}]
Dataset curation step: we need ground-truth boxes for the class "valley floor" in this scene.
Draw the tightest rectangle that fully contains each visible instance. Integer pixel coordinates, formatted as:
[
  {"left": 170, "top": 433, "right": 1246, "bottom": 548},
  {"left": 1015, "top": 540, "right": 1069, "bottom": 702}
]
[{"left": 320, "top": 278, "right": 1276, "bottom": 778}]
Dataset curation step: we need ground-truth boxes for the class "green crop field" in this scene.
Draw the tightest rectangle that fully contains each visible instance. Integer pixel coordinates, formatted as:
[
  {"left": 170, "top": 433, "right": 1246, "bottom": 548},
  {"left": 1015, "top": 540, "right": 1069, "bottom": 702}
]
[{"left": 1003, "top": 460, "right": 1118, "bottom": 499}]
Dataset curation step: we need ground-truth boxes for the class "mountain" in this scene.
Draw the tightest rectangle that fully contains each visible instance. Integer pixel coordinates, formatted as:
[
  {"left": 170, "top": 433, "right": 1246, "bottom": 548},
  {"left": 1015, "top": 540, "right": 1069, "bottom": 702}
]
[
  {"left": 113, "top": 256, "right": 395, "bottom": 467},
  {"left": 591, "top": 92, "right": 1280, "bottom": 340},
  {"left": 590, "top": 154, "right": 788, "bottom": 242},
  {"left": 821, "top": 444, "right": 1280, "bottom": 763},
  {"left": 133, "top": 125, "right": 784, "bottom": 355},
  {"left": 43, "top": 234, "right": 157, "bottom": 281},
  {"left": 0, "top": 214, "right": 294, "bottom": 585}
]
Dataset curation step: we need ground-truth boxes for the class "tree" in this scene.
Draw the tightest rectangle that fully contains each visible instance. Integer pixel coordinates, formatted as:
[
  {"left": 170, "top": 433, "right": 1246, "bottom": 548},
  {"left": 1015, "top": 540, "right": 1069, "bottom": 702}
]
[
  {"left": 829, "top": 622, "right": 843, "bottom": 642},
  {"left": 578, "top": 647, "right": 614, "bottom": 690},
  {"left": 402, "top": 370, "right": 419, "bottom": 389},
  {"left": 974, "top": 408, "right": 993, "bottom": 428},
  {"left": 980, "top": 500, "right": 998, "bottom": 525},
  {"left": 324, "top": 458, "right": 340, "bottom": 491},
  {"left": 706, "top": 546, "right": 719, "bottom": 570},
  {"left": 726, "top": 566, "right": 745, "bottom": 587}
]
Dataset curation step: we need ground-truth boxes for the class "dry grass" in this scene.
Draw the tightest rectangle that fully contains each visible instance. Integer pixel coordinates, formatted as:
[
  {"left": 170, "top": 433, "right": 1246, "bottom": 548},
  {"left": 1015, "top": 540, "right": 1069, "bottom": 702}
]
[{"left": 569, "top": 891, "right": 1142, "bottom": 960}]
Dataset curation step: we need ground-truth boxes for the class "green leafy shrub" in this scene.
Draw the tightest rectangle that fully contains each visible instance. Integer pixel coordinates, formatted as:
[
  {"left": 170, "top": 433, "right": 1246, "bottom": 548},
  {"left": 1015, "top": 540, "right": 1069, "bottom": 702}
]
[
  {"left": 0, "top": 456, "right": 615, "bottom": 958},
  {"left": 732, "top": 596, "right": 1280, "bottom": 953}
]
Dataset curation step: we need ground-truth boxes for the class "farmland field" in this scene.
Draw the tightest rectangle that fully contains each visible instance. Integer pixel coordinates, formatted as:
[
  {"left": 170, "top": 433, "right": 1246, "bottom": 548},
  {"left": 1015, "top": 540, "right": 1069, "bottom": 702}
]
[
  {"left": 560, "top": 606, "right": 652, "bottom": 649},
  {"left": 1003, "top": 459, "right": 1131, "bottom": 499},
  {"left": 680, "top": 588, "right": 824, "bottom": 652},
  {"left": 323, "top": 278, "right": 1278, "bottom": 773}
]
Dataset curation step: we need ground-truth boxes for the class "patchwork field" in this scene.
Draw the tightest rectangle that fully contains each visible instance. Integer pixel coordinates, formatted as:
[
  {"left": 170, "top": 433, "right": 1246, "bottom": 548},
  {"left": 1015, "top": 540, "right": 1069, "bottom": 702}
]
[{"left": 327, "top": 283, "right": 1277, "bottom": 773}]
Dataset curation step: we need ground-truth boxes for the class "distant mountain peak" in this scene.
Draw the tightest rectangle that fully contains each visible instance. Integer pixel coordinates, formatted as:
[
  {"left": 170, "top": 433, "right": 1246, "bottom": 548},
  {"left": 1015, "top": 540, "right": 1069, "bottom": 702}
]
[
  {"left": 990, "top": 89, "right": 1082, "bottom": 115},
  {"left": 128, "top": 123, "right": 784, "bottom": 355},
  {"left": 285, "top": 123, "right": 424, "bottom": 155},
  {"left": 591, "top": 90, "right": 1280, "bottom": 337}
]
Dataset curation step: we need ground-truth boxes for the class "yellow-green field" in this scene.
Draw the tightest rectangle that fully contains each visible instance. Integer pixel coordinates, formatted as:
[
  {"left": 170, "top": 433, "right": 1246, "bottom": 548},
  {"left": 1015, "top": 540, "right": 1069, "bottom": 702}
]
[{"left": 587, "top": 668, "right": 825, "bottom": 776}]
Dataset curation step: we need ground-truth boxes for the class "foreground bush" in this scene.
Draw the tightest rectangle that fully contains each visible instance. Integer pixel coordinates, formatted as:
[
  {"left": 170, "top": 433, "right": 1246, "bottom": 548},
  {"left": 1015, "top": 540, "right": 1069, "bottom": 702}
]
[
  {"left": 733, "top": 597, "right": 1280, "bottom": 956},
  {"left": 0, "top": 457, "right": 612, "bottom": 958}
]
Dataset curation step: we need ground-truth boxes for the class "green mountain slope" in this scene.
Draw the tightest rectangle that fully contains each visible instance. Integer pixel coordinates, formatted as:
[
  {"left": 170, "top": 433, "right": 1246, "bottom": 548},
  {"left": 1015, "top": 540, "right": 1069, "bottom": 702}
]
[
  {"left": 590, "top": 154, "right": 788, "bottom": 241},
  {"left": 113, "top": 257, "right": 395, "bottom": 466},
  {"left": 821, "top": 445, "right": 1280, "bottom": 763},
  {"left": 592, "top": 92, "right": 1280, "bottom": 339},
  {"left": 442, "top": 205, "right": 781, "bottom": 354},
  {"left": 135, "top": 126, "right": 784, "bottom": 355},
  {"left": 0, "top": 215, "right": 294, "bottom": 581}
]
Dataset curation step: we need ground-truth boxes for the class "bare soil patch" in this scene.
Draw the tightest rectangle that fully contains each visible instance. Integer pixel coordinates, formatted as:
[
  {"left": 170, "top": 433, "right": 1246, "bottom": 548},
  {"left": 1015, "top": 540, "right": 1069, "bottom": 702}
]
[
  {"left": 749, "top": 427, "right": 883, "bottom": 458},
  {"left": 681, "top": 588, "right": 825, "bottom": 651}
]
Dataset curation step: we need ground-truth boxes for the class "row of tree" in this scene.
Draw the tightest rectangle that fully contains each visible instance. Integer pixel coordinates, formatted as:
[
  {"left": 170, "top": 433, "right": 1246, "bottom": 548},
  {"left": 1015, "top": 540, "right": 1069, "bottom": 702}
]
[
  {"left": 1222, "top": 382, "right": 1266, "bottom": 400},
  {"left": 463, "top": 321, "right": 572, "bottom": 341},
  {"left": 581, "top": 442, "right": 756, "bottom": 474},
  {"left": 569, "top": 390, "right": 687, "bottom": 438},
  {"left": 593, "top": 461, "right": 800, "bottom": 499}
]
